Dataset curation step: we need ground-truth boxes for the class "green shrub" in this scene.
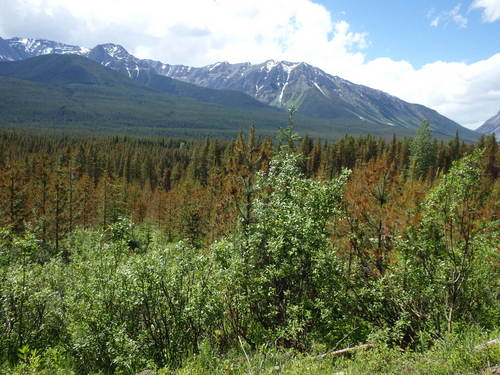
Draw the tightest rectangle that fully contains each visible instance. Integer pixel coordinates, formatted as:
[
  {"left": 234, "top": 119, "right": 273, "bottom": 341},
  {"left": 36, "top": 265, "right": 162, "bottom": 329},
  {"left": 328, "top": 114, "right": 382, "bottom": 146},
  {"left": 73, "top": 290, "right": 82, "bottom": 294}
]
[
  {"left": 218, "top": 138, "right": 351, "bottom": 348},
  {"left": 374, "top": 151, "right": 499, "bottom": 344}
]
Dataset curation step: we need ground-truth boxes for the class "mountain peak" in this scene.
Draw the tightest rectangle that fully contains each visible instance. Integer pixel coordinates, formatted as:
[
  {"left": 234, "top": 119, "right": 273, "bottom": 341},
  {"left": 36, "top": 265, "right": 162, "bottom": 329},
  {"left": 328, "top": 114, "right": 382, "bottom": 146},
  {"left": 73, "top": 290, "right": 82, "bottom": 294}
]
[
  {"left": 95, "top": 43, "right": 129, "bottom": 56},
  {"left": 4, "top": 37, "right": 90, "bottom": 60},
  {"left": 87, "top": 43, "right": 145, "bottom": 78},
  {"left": 90, "top": 44, "right": 134, "bottom": 62},
  {"left": 259, "top": 60, "right": 317, "bottom": 76}
]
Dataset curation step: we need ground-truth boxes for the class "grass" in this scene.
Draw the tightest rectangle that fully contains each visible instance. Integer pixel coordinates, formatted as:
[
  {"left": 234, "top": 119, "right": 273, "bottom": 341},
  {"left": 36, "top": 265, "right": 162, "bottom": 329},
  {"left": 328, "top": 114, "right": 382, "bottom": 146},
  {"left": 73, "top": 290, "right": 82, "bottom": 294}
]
[
  {"left": 167, "top": 328, "right": 500, "bottom": 375},
  {"left": 1, "top": 328, "right": 498, "bottom": 374}
]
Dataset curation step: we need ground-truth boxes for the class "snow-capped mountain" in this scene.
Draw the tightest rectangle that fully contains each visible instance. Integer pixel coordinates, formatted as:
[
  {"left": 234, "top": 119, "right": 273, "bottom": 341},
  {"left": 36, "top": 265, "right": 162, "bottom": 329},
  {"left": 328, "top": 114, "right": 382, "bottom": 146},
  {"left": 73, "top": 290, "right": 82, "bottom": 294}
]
[
  {"left": 0, "top": 37, "right": 147, "bottom": 78},
  {"left": 87, "top": 44, "right": 155, "bottom": 79},
  {"left": 159, "top": 59, "right": 464, "bottom": 134},
  {"left": 477, "top": 110, "right": 500, "bottom": 137},
  {"left": 0, "top": 36, "right": 477, "bottom": 138},
  {"left": 2, "top": 37, "right": 89, "bottom": 60},
  {"left": 0, "top": 37, "right": 23, "bottom": 61}
]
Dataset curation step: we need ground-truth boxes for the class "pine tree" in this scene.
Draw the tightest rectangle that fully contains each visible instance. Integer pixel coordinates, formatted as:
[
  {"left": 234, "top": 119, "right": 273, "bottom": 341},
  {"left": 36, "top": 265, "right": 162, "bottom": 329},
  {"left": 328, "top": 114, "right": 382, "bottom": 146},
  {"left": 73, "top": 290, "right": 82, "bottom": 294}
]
[{"left": 0, "top": 164, "right": 28, "bottom": 232}]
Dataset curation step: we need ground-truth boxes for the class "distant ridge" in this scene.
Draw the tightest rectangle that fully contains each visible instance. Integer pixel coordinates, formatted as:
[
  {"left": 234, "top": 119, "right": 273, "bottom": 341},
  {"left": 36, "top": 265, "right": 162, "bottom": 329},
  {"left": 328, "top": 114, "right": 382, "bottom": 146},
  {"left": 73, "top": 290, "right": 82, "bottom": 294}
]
[
  {"left": 1, "top": 54, "right": 418, "bottom": 139},
  {"left": 0, "top": 54, "right": 298, "bottom": 138},
  {"left": 476, "top": 110, "right": 500, "bottom": 137}
]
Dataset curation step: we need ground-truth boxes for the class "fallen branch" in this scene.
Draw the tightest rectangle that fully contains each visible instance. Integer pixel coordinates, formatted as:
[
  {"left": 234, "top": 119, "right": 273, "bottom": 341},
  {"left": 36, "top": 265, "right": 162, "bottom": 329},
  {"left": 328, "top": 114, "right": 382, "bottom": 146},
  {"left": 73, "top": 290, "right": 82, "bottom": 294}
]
[
  {"left": 474, "top": 338, "right": 500, "bottom": 351},
  {"left": 238, "top": 335, "right": 252, "bottom": 369},
  {"left": 316, "top": 343, "right": 375, "bottom": 359}
]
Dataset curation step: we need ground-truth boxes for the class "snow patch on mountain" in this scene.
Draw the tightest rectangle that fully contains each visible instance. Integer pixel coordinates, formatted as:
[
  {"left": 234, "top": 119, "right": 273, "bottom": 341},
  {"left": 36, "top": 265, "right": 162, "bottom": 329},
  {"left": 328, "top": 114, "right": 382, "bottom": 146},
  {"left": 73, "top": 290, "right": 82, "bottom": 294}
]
[
  {"left": 208, "top": 62, "right": 223, "bottom": 71},
  {"left": 282, "top": 62, "right": 300, "bottom": 75},
  {"left": 279, "top": 82, "right": 289, "bottom": 104},
  {"left": 313, "top": 82, "right": 327, "bottom": 97},
  {"left": 265, "top": 59, "right": 278, "bottom": 72}
]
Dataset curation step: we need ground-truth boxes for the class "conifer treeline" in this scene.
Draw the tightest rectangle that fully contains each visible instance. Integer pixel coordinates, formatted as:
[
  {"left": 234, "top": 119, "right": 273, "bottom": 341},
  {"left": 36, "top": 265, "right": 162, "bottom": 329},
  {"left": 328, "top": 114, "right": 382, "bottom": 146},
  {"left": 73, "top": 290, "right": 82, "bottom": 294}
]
[{"left": 0, "top": 129, "right": 497, "bottom": 249}]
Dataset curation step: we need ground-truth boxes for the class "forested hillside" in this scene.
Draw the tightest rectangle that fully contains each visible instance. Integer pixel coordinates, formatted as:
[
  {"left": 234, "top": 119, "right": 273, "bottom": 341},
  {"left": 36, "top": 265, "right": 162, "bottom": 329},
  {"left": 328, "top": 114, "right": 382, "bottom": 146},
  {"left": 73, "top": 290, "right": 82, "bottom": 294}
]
[
  {"left": 0, "top": 125, "right": 498, "bottom": 374},
  {"left": 1, "top": 54, "right": 431, "bottom": 140}
]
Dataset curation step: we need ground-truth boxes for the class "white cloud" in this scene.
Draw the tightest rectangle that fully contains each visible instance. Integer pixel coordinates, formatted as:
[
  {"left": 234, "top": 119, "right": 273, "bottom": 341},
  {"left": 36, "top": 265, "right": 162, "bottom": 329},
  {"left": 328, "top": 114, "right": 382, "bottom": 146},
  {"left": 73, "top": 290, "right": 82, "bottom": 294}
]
[
  {"left": 0, "top": 0, "right": 499, "bottom": 129},
  {"left": 431, "top": 16, "right": 441, "bottom": 27},
  {"left": 341, "top": 54, "right": 500, "bottom": 129},
  {"left": 451, "top": 5, "right": 468, "bottom": 28},
  {"left": 472, "top": 0, "right": 500, "bottom": 22},
  {"left": 429, "top": 4, "right": 468, "bottom": 28},
  {"left": 2, "top": 0, "right": 363, "bottom": 66}
]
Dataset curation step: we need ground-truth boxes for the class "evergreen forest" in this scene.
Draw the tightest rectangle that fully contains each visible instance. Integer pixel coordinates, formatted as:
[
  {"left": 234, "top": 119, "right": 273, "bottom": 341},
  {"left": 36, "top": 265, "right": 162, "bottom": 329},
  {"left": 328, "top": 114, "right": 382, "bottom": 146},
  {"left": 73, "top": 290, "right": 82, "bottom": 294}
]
[{"left": 0, "top": 121, "right": 498, "bottom": 374}]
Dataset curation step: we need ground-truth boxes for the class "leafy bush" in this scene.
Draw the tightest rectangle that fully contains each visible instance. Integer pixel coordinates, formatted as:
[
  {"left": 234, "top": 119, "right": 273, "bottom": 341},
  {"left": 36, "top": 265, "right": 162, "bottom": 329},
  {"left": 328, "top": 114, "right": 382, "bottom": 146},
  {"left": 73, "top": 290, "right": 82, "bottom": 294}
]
[
  {"left": 218, "top": 138, "right": 351, "bottom": 348},
  {"left": 373, "top": 151, "right": 499, "bottom": 344},
  {"left": 0, "top": 230, "right": 67, "bottom": 362}
]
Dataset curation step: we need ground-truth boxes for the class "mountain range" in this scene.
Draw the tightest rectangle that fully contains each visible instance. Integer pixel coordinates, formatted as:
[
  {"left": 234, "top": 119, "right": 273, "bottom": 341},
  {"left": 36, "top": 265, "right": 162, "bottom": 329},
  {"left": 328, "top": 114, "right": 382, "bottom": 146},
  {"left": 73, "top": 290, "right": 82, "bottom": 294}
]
[
  {"left": 0, "top": 54, "right": 307, "bottom": 139},
  {"left": 0, "top": 36, "right": 480, "bottom": 140}
]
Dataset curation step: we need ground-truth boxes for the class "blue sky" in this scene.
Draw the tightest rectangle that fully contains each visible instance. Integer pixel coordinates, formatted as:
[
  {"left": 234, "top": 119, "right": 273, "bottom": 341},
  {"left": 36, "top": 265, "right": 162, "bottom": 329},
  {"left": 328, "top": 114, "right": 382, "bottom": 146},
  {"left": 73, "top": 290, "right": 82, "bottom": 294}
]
[
  {"left": 1, "top": 0, "right": 499, "bottom": 128},
  {"left": 317, "top": 0, "right": 500, "bottom": 68},
  {"left": 317, "top": 0, "right": 500, "bottom": 67}
]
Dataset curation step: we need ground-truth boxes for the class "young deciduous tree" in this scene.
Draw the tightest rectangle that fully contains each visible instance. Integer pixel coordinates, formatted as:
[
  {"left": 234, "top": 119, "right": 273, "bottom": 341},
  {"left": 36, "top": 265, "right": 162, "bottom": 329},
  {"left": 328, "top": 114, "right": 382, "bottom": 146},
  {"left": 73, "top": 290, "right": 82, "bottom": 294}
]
[
  {"left": 221, "top": 128, "right": 350, "bottom": 348},
  {"left": 409, "top": 121, "right": 435, "bottom": 179},
  {"left": 395, "top": 150, "right": 497, "bottom": 338}
]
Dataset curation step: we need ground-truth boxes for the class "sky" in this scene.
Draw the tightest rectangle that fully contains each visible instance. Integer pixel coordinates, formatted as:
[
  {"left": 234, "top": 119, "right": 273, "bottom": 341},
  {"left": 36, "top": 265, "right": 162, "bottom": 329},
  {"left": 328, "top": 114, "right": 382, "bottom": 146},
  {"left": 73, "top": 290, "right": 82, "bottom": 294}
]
[{"left": 1, "top": 0, "right": 500, "bottom": 129}]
